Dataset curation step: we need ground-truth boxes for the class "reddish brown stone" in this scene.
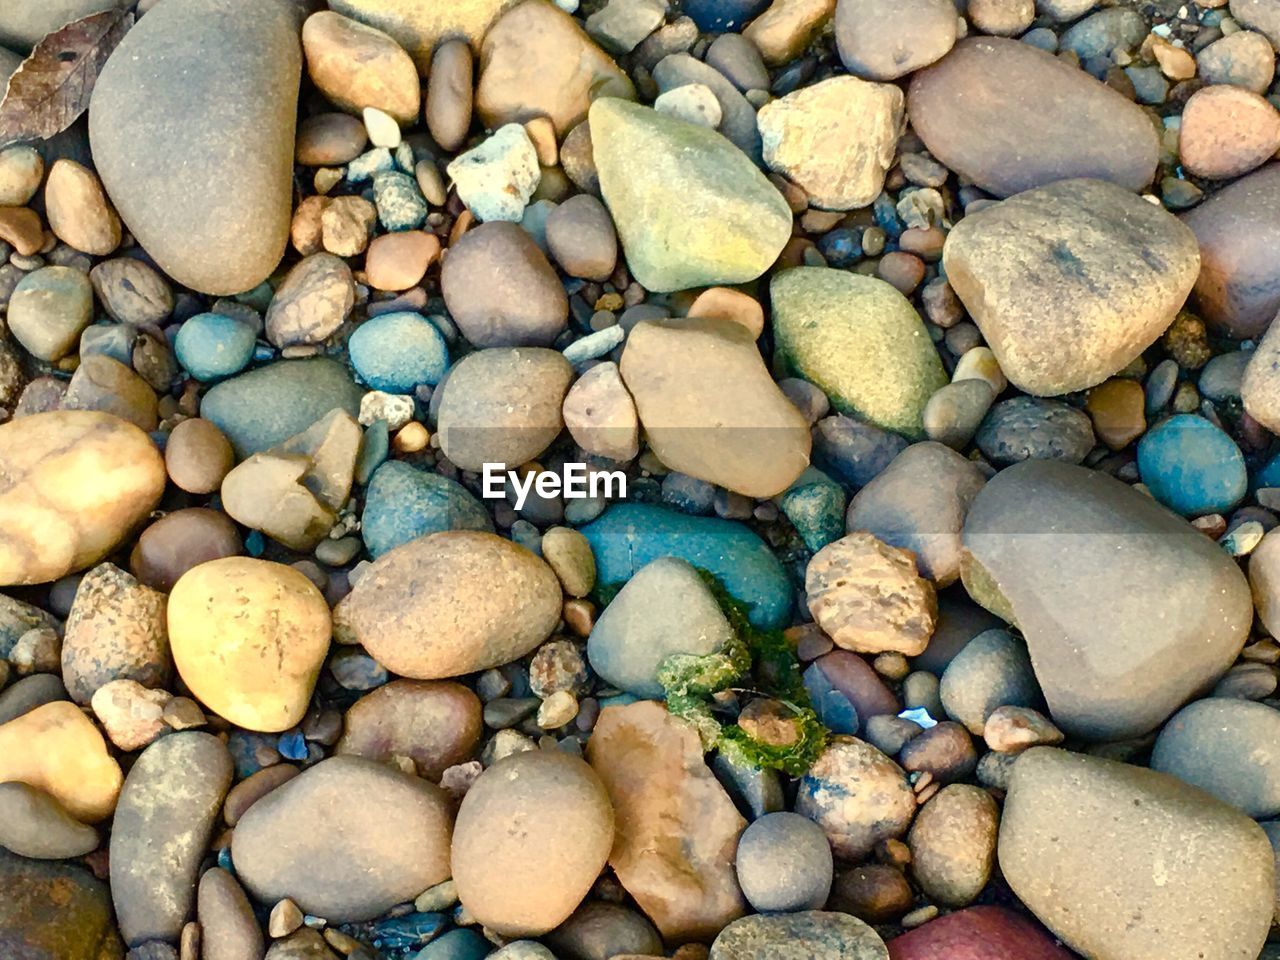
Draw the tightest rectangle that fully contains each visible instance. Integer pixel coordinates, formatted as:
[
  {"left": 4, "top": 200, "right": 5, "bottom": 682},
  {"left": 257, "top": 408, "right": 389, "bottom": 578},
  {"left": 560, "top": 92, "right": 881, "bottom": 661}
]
[
  {"left": 887, "top": 906, "right": 1074, "bottom": 960},
  {"left": 335, "top": 679, "right": 482, "bottom": 780}
]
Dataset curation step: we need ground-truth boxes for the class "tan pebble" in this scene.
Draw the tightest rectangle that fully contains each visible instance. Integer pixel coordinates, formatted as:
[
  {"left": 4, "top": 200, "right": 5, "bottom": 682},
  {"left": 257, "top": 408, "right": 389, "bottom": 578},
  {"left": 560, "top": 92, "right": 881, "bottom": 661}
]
[
  {"left": 1152, "top": 37, "right": 1196, "bottom": 80},
  {"left": 744, "top": 0, "right": 839, "bottom": 65},
  {"left": 537, "top": 690, "right": 579, "bottom": 728},
  {"left": 0, "top": 146, "right": 44, "bottom": 206},
  {"left": 415, "top": 159, "right": 448, "bottom": 206},
  {"left": 166, "top": 418, "right": 235, "bottom": 494},
  {"left": 0, "top": 701, "right": 123, "bottom": 822},
  {"left": 426, "top": 38, "right": 474, "bottom": 153},
  {"left": 322, "top": 195, "right": 377, "bottom": 256},
  {"left": 392, "top": 420, "right": 430, "bottom": 452},
  {"left": 44, "top": 160, "right": 121, "bottom": 256},
  {"left": 302, "top": 11, "right": 420, "bottom": 124},
  {"left": 364, "top": 230, "right": 441, "bottom": 291},
  {"left": 952, "top": 345, "right": 1007, "bottom": 395},
  {"left": 1085, "top": 377, "right": 1146, "bottom": 450},
  {"left": 877, "top": 251, "right": 925, "bottom": 294},
  {"left": 524, "top": 116, "right": 559, "bottom": 167},
  {"left": 687, "top": 287, "right": 765, "bottom": 339},
  {"left": 179, "top": 922, "right": 199, "bottom": 960},
  {"left": 967, "top": 0, "right": 1033, "bottom": 36},
  {"left": 1179, "top": 85, "right": 1280, "bottom": 180},
  {"left": 540, "top": 526, "right": 596, "bottom": 598},
  {"left": 269, "top": 898, "right": 304, "bottom": 937},
  {"left": 291, "top": 195, "right": 331, "bottom": 255},
  {"left": 563, "top": 598, "right": 595, "bottom": 637},
  {"left": 0, "top": 206, "right": 45, "bottom": 256},
  {"left": 983, "top": 704, "right": 1065, "bottom": 752},
  {"left": 223, "top": 764, "right": 300, "bottom": 826},
  {"left": 314, "top": 167, "right": 344, "bottom": 194},
  {"left": 162, "top": 697, "right": 206, "bottom": 730},
  {"left": 90, "top": 678, "right": 171, "bottom": 752}
]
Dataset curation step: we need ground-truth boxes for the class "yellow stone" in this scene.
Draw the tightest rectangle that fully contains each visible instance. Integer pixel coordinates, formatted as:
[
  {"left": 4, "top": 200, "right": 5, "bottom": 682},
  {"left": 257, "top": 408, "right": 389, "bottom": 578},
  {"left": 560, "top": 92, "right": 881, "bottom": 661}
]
[
  {"left": 169, "top": 558, "right": 332, "bottom": 733},
  {"left": 0, "top": 410, "right": 166, "bottom": 586},
  {"left": 0, "top": 701, "right": 124, "bottom": 823}
]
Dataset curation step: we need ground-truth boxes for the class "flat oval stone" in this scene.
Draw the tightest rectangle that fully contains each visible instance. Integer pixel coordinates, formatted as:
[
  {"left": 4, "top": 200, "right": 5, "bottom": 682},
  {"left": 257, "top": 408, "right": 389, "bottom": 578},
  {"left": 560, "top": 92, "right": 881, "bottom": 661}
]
[
  {"left": 590, "top": 97, "right": 791, "bottom": 293},
  {"left": 772, "top": 268, "right": 947, "bottom": 438},
  {"left": 907, "top": 784, "right": 997, "bottom": 907},
  {"left": 974, "top": 397, "right": 1095, "bottom": 465},
  {"left": 0, "top": 781, "right": 99, "bottom": 859},
  {"left": 333, "top": 531, "right": 562, "bottom": 679},
  {"left": 835, "top": 0, "right": 956, "bottom": 80},
  {"left": 232, "top": 755, "right": 453, "bottom": 922},
  {"left": 453, "top": 750, "right": 614, "bottom": 937},
  {"left": 302, "top": 10, "right": 419, "bottom": 124},
  {"left": 197, "top": 868, "right": 264, "bottom": 960},
  {"left": 619, "top": 317, "right": 811, "bottom": 498},
  {"left": 1135, "top": 413, "right": 1246, "bottom": 517},
  {"left": 579, "top": 503, "right": 792, "bottom": 629},
  {"left": 169, "top": 558, "right": 332, "bottom": 732},
  {"left": 200, "top": 358, "right": 365, "bottom": 457},
  {"left": 1151, "top": 697, "right": 1280, "bottom": 819},
  {"left": 335, "top": 679, "right": 483, "bottom": 780},
  {"left": 942, "top": 178, "right": 1200, "bottom": 396},
  {"left": 0, "top": 850, "right": 123, "bottom": 960},
  {"left": 885, "top": 905, "right": 1075, "bottom": 960},
  {"left": 710, "top": 911, "right": 889, "bottom": 960},
  {"left": 999, "top": 747, "right": 1274, "bottom": 960},
  {"left": 908, "top": 38, "right": 1159, "bottom": 197},
  {"left": 1181, "top": 163, "right": 1280, "bottom": 338},
  {"left": 89, "top": 0, "right": 301, "bottom": 295},
  {"left": 961, "top": 461, "right": 1252, "bottom": 741},
  {"left": 0, "top": 410, "right": 165, "bottom": 586},
  {"left": 110, "top": 732, "right": 233, "bottom": 947}
]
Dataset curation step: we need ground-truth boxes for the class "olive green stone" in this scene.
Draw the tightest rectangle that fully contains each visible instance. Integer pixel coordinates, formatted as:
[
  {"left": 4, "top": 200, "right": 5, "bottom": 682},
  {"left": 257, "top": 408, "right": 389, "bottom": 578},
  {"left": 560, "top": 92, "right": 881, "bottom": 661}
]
[
  {"left": 771, "top": 267, "right": 947, "bottom": 438},
  {"left": 590, "top": 97, "right": 791, "bottom": 293}
]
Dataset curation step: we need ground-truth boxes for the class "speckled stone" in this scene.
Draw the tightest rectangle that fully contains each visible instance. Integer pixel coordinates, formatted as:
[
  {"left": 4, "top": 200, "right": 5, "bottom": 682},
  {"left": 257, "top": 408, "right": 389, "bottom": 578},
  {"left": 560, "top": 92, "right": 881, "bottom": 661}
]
[{"left": 710, "top": 911, "right": 889, "bottom": 960}]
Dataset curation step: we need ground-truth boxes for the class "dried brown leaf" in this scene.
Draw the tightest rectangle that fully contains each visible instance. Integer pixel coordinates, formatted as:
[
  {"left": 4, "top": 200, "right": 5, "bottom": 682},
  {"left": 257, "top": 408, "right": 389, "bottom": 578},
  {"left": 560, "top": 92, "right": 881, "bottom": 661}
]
[{"left": 0, "top": 9, "right": 134, "bottom": 146}]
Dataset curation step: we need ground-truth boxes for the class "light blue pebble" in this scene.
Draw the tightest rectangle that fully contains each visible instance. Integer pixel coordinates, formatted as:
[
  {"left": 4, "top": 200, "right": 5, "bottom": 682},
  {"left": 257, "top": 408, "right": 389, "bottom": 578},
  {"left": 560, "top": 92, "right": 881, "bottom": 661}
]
[
  {"left": 563, "top": 325, "right": 625, "bottom": 366},
  {"left": 899, "top": 706, "right": 937, "bottom": 729},
  {"left": 356, "top": 421, "right": 390, "bottom": 487},
  {"left": 349, "top": 311, "right": 450, "bottom": 393},
  {"left": 347, "top": 147, "right": 394, "bottom": 183},
  {"left": 374, "top": 171, "right": 428, "bottom": 231},
  {"left": 361, "top": 461, "right": 492, "bottom": 558},
  {"left": 803, "top": 662, "right": 859, "bottom": 735},
  {"left": 778, "top": 468, "right": 846, "bottom": 552},
  {"left": 80, "top": 323, "right": 136, "bottom": 366},
  {"left": 579, "top": 503, "right": 793, "bottom": 629},
  {"left": 175, "top": 312, "right": 256, "bottom": 382},
  {"left": 414, "top": 928, "right": 492, "bottom": 960},
  {"left": 1137, "top": 414, "right": 1247, "bottom": 517}
]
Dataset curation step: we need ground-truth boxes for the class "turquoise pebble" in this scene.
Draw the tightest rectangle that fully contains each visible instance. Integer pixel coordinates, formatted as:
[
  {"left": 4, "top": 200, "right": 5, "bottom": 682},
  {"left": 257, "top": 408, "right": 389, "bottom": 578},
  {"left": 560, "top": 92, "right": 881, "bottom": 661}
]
[
  {"left": 579, "top": 503, "right": 792, "bottom": 629},
  {"left": 413, "top": 928, "right": 491, "bottom": 960},
  {"left": 361, "top": 461, "right": 492, "bottom": 558},
  {"left": 355, "top": 421, "right": 390, "bottom": 487},
  {"left": 349, "top": 311, "right": 449, "bottom": 394},
  {"left": 778, "top": 468, "right": 846, "bottom": 552},
  {"left": 174, "top": 312, "right": 256, "bottom": 381},
  {"left": 1137, "top": 414, "right": 1247, "bottom": 517}
]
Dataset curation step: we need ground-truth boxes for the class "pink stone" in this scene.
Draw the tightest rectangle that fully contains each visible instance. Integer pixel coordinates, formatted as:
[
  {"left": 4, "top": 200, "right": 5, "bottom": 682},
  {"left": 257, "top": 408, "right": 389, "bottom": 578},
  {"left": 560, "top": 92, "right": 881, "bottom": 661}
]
[{"left": 887, "top": 906, "right": 1076, "bottom": 960}]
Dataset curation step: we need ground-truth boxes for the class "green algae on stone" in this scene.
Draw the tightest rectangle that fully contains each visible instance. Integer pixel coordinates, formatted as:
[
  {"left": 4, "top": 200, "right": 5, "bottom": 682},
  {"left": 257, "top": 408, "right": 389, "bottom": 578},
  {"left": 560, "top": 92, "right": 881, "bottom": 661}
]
[
  {"left": 590, "top": 97, "right": 791, "bottom": 293},
  {"left": 771, "top": 267, "right": 947, "bottom": 437}
]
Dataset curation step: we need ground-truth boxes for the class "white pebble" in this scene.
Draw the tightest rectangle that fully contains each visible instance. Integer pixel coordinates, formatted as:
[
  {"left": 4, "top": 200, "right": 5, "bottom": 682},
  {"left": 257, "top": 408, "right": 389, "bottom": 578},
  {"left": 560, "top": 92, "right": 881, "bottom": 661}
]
[
  {"left": 654, "top": 83, "right": 723, "bottom": 129},
  {"left": 363, "top": 106, "right": 402, "bottom": 149},
  {"left": 446, "top": 123, "right": 541, "bottom": 223}
]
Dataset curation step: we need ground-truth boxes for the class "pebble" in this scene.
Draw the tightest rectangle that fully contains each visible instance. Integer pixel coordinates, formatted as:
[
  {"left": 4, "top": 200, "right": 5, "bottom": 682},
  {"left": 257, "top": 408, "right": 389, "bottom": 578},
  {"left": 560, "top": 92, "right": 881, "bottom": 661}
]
[
  {"left": 709, "top": 912, "right": 888, "bottom": 960},
  {"left": 416, "top": 929, "right": 492, "bottom": 960},
  {"left": 735, "top": 812, "right": 834, "bottom": 912},
  {"left": 335, "top": 679, "right": 481, "bottom": 780},
  {"left": 62, "top": 356, "right": 159, "bottom": 433},
  {"left": 1150, "top": 697, "right": 1280, "bottom": 818},
  {"left": 361, "top": 461, "right": 490, "bottom": 557},
  {"left": 0, "top": 781, "right": 99, "bottom": 860},
  {"left": 0, "top": 850, "right": 122, "bottom": 960},
  {"left": 321, "top": 195, "right": 377, "bottom": 255},
  {"left": 8, "top": 265, "right": 93, "bottom": 362},
  {"left": 89, "top": 0, "right": 299, "bottom": 294},
  {"left": 1231, "top": 0, "right": 1280, "bottom": 49},
  {"left": 885, "top": 905, "right": 1076, "bottom": 960},
  {"left": 772, "top": 268, "right": 947, "bottom": 437},
  {"left": 200, "top": 358, "right": 364, "bottom": 457},
  {"left": 938, "top": 629, "right": 1039, "bottom": 735},
  {"left": 806, "top": 532, "right": 937, "bottom": 656},
  {"left": 908, "top": 784, "right": 998, "bottom": 907},
  {"left": 620, "top": 317, "right": 811, "bottom": 497},
  {"left": 349, "top": 311, "right": 449, "bottom": 394},
  {"left": 329, "top": 0, "right": 520, "bottom": 68},
  {"left": 295, "top": 113, "right": 368, "bottom": 165},
  {"left": 683, "top": 0, "right": 769, "bottom": 30},
  {"left": 835, "top": 0, "right": 955, "bottom": 79},
  {"left": 1180, "top": 86, "right": 1280, "bottom": 180},
  {"left": 540, "top": 526, "right": 595, "bottom": 598},
  {"left": 44, "top": 160, "right": 121, "bottom": 256},
  {"left": 90, "top": 259, "right": 172, "bottom": 328},
  {"left": 364, "top": 230, "right": 439, "bottom": 291},
  {"left": 908, "top": 38, "right": 1158, "bottom": 197},
  {"left": 962, "top": 460, "right": 1251, "bottom": 740},
  {"left": 373, "top": 170, "right": 427, "bottom": 230},
  {"left": 780, "top": 469, "right": 847, "bottom": 552},
  {"left": 197, "top": 868, "right": 264, "bottom": 960},
  {"left": 922, "top": 381, "right": 995, "bottom": 450},
  {"left": 91, "top": 679, "right": 169, "bottom": 751},
  {"left": 588, "top": 556, "right": 735, "bottom": 699},
  {"left": 110, "top": 733, "right": 233, "bottom": 946},
  {"left": 0, "top": 674, "right": 67, "bottom": 727},
  {"left": 943, "top": 178, "right": 1199, "bottom": 396},
  {"left": 968, "top": 0, "right": 1034, "bottom": 35},
  {"left": 426, "top": 39, "right": 473, "bottom": 153},
  {"left": 263, "top": 253, "right": 354, "bottom": 348},
  {"left": 545, "top": 195, "right": 618, "bottom": 282},
  {"left": 899, "top": 720, "right": 978, "bottom": 783},
  {"left": 563, "top": 362, "right": 640, "bottom": 461},
  {"left": 129, "top": 509, "right": 243, "bottom": 593},
  {"left": 334, "top": 531, "right": 561, "bottom": 678},
  {"left": 1084, "top": 377, "right": 1145, "bottom": 449},
  {"left": 0, "top": 411, "right": 165, "bottom": 586},
  {"left": 975, "top": 397, "right": 1095, "bottom": 465},
  {"left": 654, "top": 82, "right": 723, "bottom": 128},
  {"left": 583, "top": 503, "right": 792, "bottom": 627},
  {"left": 827, "top": 864, "right": 913, "bottom": 923},
  {"left": 805, "top": 650, "right": 900, "bottom": 735},
  {"left": 165, "top": 418, "right": 235, "bottom": 495},
  {"left": 587, "top": 701, "right": 747, "bottom": 941},
  {"left": 0, "top": 206, "right": 42, "bottom": 256},
  {"left": 232, "top": 756, "right": 453, "bottom": 922},
  {"left": 652, "top": 53, "right": 762, "bottom": 161},
  {"left": 169, "top": 558, "right": 331, "bottom": 732},
  {"left": 441, "top": 221, "right": 568, "bottom": 347},
  {"left": 302, "top": 11, "right": 419, "bottom": 124},
  {"left": 847, "top": 441, "right": 987, "bottom": 586},
  {"left": 454, "top": 749, "right": 613, "bottom": 936},
  {"left": 1196, "top": 28, "right": 1275, "bottom": 92},
  {"left": 590, "top": 98, "right": 790, "bottom": 292},
  {"left": 0, "top": 146, "right": 42, "bottom": 206},
  {"left": 795, "top": 736, "right": 916, "bottom": 860},
  {"left": 999, "top": 747, "right": 1274, "bottom": 959},
  {"left": 758, "top": 76, "right": 902, "bottom": 211},
  {"left": 436, "top": 348, "right": 573, "bottom": 470},
  {"left": 546, "top": 901, "right": 662, "bottom": 960},
  {"left": 448, "top": 124, "right": 541, "bottom": 223},
  {"left": 1136, "top": 414, "right": 1246, "bottom": 517}
]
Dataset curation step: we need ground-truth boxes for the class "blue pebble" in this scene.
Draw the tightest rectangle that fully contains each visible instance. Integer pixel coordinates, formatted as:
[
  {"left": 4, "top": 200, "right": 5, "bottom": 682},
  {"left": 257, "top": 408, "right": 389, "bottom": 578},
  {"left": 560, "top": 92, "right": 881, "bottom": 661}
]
[
  {"left": 174, "top": 312, "right": 257, "bottom": 382},
  {"left": 349, "top": 311, "right": 450, "bottom": 394},
  {"left": 362, "top": 461, "right": 492, "bottom": 557},
  {"left": 817, "top": 228, "right": 863, "bottom": 268},
  {"left": 356, "top": 420, "right": 390, "bottom": 487},
  {"left": 226, "top": 730, "right": 277, "bottom": 779},
  {"left": 374, "top": 913, "right": 449, "bottom": 952},
  {"left": 662, "top": 472, "right": 716, "bottom": 515},
  {"left": 245, "top": 531, "right": 266, "bottom": 557},
  {"left": 413, "top": 929, "right": 492, "bottom": 960},
  {"left": 872, "top": 193, "right": 904, "bottom": 242},
  {"left": 81, "top": 323, "right": 135, "bottom": 366},
  {"left": 579, "top": 503, "right": 793, "bottom": 629},
  {"left": 1137, "top": 414, "right": 1247, "bottom": 517},
  {"left": 682, "top": 0, "right": 769, "bottom": 31},
  {"left": 803, "top": 662, "right": 859, "bottom": 735},
  {"left": 778, "top": 468, "right": 847, "bottom": 552},
  {"left": 277, "top": 730, "right": 308, "bottom": 761},
  {"left": 374, "top": 171, "right": 428, "bottom": 231},
  {"left": 1256, "top": 451, "right": 1280, "bottom": 490}
]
